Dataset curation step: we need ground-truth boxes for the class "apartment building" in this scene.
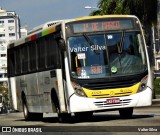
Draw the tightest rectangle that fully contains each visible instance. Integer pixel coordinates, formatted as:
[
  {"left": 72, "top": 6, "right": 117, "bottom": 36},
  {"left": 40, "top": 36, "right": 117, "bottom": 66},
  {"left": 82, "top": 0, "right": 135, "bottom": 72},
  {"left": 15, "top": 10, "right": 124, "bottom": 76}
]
[{"left": 0, "top": 7, "right": 27, "bottom": 85}]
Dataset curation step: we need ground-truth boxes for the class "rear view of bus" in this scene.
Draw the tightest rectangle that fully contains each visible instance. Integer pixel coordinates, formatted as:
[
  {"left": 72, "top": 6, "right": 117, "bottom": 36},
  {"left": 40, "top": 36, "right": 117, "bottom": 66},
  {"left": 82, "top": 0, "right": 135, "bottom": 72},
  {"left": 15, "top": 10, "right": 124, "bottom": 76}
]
[{"left": 66, "top": 15, "right": 152, "bottom": 119}]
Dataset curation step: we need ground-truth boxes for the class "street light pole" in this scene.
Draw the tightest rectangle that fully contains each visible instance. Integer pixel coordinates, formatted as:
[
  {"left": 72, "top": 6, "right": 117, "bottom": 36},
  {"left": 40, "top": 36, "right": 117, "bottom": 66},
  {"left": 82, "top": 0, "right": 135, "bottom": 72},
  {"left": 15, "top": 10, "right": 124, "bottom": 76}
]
[
  {"left": 84, "top": 6, "right": 97, "bottom": 9},
  {"left": 152, "top": 26, "right": 157, "bottom": 70},
  {"left": 84, "top": 6, "right": 97, "bottom": 14}
]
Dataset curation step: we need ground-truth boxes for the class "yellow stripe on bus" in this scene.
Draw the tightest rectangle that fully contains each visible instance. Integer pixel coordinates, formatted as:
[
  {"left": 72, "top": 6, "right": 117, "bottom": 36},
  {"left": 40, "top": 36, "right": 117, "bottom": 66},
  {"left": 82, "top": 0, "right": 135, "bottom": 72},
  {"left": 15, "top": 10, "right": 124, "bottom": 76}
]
[
  {"left": 48, "top": 27, "right": 56, "bottom": 34},
  {"left": 82, "top": 82, "right": 140, "bottom": 98},
  {"left": 75, "top": 15, "right": 130, "bottom": 21},
  {"left": 42, "top": 26, "right": 56, "bottom": 36}
]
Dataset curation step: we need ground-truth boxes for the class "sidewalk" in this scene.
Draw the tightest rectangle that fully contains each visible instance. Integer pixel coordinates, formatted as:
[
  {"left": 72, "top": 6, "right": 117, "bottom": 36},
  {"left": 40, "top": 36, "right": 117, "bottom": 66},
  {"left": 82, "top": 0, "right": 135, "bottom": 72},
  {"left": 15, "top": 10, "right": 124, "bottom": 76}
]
[
  {"left": 155, "top": 95, "right": 160, "bottom": 99},
  {"left": 152, "top": 95, "right": 160, "bottom": 105}
]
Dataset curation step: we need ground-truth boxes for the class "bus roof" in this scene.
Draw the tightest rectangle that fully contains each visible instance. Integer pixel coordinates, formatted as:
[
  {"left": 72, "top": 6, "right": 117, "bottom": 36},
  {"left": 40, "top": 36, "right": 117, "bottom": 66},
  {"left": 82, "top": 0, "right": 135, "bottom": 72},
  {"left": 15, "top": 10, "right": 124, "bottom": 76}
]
[
  {"left": 8, "top": 21, "right": 64, "bottom": 48},
  {"left": 8, "top": 15, "right": 138, "bottom": 48},
  {"left": 74, "top": 15, "right": 137, "bottom": 21},
  {"left": 28, "top": 20, "right": 64, "bottom": 35}
]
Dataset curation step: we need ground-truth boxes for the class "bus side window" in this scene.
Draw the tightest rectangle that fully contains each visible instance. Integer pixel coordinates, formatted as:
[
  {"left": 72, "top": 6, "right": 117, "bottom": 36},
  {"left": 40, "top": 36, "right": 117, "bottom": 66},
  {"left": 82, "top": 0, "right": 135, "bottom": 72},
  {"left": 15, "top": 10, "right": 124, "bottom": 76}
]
[
  {"left": 46, "top": 34, "right": 60, "bottom": 69},
  {"left": 37, "top": 38, "right": 46, "bottom": 70},
  {"left": 15, "top": 47, "right": 21, "bottom": 75},
  {"left": 8, "top": 49, "right": 15, "bottom": 77},
  {"left": 29, "top": 41, "right": 37, "bottom": 71},
  {"left": 21, "top": 44, "right": 29, "bottom": 73}
]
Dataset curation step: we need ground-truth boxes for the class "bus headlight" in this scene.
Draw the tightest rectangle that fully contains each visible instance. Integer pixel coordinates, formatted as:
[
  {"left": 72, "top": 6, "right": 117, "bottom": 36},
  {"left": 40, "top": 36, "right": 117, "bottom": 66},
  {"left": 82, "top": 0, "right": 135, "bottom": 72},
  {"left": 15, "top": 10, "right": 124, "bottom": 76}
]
[
  {"left": 137, "top": 75, "right": 148, "bottom": 93},
  {"left": 71, "top": 82, "right": 87, "bottom": 97}
]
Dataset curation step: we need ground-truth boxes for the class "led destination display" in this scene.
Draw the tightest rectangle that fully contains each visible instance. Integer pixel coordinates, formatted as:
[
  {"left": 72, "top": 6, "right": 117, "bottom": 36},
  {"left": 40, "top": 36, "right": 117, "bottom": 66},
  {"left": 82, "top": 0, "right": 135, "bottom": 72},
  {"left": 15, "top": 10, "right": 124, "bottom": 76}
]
[{"left": 72, "top": 19, "right": 136, "bottom": 33}]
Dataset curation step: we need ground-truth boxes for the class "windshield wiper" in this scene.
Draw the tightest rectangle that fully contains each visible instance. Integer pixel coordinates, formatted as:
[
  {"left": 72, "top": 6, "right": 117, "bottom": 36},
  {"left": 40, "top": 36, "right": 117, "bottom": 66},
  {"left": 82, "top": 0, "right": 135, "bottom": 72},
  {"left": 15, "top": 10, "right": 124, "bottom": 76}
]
[
  {"left": 82, "top": 33, "right": 100, "bottom": 54},
  {"left": 117, "top": 31, "right": 125, "bottom": 66},
  {"left": 117, "top": 31, "right": 125, "bottom": 54}
]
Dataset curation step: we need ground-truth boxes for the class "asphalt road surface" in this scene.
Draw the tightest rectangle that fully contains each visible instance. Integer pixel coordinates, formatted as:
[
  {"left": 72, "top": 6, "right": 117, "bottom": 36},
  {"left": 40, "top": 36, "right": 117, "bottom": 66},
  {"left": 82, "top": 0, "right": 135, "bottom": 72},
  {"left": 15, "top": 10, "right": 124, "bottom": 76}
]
[{"left": 0, "top": 105, "right": 160, "bottom": 135}]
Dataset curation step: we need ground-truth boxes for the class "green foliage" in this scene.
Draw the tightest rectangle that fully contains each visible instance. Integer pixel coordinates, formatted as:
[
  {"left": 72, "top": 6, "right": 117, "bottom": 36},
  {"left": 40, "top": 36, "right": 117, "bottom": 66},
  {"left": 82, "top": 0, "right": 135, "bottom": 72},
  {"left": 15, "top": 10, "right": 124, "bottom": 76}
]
[
  {"left": 154, "top": 78, "right": 160, "bottom": 95},
  {"left": 0, "top": 83, "right": 9, "bottom": 103},
  {"left": 90, "top": 0, "right": 157, "bottom": 25}
]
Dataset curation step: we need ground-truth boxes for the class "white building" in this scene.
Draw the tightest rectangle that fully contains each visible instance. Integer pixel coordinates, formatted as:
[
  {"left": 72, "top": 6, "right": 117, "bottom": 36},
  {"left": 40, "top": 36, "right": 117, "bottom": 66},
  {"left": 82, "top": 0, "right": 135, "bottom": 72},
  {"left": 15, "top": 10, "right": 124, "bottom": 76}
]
[
  {"left": 0, "top": 7, "right": 20, "bottom": 44},
  {"left": 0, "top": 7, "right": 23, "bottom": 84},
  {"left": 20, "top": 26, "right": 28, "bottom": 38}
]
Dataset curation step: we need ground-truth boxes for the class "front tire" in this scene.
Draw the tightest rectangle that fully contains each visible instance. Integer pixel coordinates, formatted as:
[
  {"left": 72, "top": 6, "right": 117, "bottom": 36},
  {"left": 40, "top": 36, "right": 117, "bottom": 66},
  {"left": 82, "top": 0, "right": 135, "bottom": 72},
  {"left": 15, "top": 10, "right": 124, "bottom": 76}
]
[
  {"left": 119, "top": 107, "right": 133, "bottom": 119},
  {"left": 74, "top": 111, "right": 93, "bottom": 121},
  {"left": 56, "top": 107, "right": 71, "bottom": 123}
]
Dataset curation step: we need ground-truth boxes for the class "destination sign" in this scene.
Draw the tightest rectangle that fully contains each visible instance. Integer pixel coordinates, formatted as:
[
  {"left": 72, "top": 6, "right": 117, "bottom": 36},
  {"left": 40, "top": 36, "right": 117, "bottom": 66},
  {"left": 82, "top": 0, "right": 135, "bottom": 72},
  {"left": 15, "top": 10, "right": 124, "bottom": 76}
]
[{"left": 72, "top": 19, "right": 135, "bottom": 33}]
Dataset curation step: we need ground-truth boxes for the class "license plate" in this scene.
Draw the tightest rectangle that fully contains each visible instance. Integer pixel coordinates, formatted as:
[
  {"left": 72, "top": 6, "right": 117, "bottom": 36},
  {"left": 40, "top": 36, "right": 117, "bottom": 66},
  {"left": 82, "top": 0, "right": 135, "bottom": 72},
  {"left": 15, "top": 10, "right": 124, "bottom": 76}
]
[{"left": 106, "top": 98, "right": 120, "bottom": 104}]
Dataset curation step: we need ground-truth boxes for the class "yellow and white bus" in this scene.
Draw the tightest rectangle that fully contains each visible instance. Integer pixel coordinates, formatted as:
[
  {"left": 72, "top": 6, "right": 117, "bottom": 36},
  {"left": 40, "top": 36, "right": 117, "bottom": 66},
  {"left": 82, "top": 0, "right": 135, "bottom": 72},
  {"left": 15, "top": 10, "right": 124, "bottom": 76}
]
[{"left": 7, "top": 15, "right": 152, "bottom": 122}]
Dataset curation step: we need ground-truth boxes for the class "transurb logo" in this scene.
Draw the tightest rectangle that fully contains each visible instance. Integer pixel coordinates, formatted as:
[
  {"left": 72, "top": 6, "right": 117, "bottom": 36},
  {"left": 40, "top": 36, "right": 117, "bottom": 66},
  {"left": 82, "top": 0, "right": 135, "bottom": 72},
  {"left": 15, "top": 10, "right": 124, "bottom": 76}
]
[{"left": 47, "top": 22, "right": 58, "bottom": 27}]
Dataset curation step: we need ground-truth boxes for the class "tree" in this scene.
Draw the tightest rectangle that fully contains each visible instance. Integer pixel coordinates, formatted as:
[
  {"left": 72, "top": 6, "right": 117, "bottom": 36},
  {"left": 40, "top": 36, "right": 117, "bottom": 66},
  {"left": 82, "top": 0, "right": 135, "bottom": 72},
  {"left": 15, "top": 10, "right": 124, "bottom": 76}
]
[
  {"left": 0, "top": 83, "right": 8, "bottom": 105},
  {"left": 90, "top": 0, "right": 157, "bottom": 26}
]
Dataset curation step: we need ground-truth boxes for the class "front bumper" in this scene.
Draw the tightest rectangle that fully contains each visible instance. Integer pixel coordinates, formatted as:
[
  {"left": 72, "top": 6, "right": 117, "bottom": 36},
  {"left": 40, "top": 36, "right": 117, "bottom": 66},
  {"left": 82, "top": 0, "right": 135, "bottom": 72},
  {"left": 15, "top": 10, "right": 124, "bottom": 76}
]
[{"left": 69, "top": 87, "right": 152, "bottom": 113}]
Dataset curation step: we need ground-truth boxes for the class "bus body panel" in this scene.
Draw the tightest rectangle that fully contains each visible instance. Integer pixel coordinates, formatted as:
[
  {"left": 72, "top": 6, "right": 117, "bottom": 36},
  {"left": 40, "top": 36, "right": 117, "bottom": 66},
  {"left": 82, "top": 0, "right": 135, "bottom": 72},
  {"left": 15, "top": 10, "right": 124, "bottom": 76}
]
[
  {"left": 56, "top": 69, "right": 67, "bottom": 112},
  {"left": 9, "top": 69, "right": 66, "bottom": 113},
  {"left": 8, "top": 77, "right": 18, "bottom": 111}
]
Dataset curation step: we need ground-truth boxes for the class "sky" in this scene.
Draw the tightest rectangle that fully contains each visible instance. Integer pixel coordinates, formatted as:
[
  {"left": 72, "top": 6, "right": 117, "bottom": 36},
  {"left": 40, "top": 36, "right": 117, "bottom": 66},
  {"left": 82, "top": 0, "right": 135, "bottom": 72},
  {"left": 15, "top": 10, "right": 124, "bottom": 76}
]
[{"left": 0, "top": 0, "right": 98, "bottom": 30}]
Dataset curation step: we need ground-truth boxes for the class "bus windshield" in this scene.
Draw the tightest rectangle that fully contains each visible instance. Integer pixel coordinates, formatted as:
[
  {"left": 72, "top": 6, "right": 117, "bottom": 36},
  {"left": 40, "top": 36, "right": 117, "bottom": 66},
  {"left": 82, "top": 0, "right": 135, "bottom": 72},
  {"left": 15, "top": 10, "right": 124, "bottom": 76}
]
[{"left": 68, "top": 31, "right": 147, "bottom": 79}]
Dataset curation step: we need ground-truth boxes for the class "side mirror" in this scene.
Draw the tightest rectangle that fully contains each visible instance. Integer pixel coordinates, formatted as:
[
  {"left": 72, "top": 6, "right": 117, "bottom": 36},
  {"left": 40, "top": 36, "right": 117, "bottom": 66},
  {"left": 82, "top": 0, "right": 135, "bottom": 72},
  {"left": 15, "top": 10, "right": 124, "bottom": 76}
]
[{"left": 58, "top": 38, "right": 66, "bottom": 51}]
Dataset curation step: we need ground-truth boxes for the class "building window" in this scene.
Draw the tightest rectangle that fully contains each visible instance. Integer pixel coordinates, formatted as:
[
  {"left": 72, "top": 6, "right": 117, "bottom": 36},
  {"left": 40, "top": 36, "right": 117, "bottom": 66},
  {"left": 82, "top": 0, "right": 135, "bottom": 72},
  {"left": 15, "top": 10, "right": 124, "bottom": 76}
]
[
  {"left": 9, "top": 33, "right": 15, "bottom": 37},
  {"left": 0, "top": 21, "right": 4, "bottom": 23},
  {"left": 8, "top": 20, "right": 14, "bottom": 23},
  {"left": 1, "top": 54, "right": 6, "bottom": 57},
  {"left": 0, "top": 34, "right": 5, "bottom": 37}
]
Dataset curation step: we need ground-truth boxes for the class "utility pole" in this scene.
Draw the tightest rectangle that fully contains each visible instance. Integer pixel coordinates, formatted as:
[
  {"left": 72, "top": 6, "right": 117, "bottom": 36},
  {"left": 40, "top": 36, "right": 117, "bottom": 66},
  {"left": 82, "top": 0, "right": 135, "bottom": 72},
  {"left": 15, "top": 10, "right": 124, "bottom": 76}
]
[
  {"left": 152, "top": 26, "right": 157, "bottom": 69},
  {"left": 157, "top": 0, "right": 160, "bottom": 52}
]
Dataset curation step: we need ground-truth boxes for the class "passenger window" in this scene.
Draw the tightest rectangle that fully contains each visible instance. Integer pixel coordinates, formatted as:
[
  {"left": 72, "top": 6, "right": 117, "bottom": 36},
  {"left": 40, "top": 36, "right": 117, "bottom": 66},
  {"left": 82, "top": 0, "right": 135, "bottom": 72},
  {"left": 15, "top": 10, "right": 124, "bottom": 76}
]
[
  {"left": 46, "top": 35, "right": 60, "bottom": 68},
  {"left": 21, "top": 45, "right": 29, "bottom": 73},
  {"left": 15, "top": 47, "right": 21, "bottom": 74},
  {"left": 37, "top": 38, "right": 46, "bottom": 69},
  {"left": 29, "top": 41, "right": 37, "bottom": 71}
]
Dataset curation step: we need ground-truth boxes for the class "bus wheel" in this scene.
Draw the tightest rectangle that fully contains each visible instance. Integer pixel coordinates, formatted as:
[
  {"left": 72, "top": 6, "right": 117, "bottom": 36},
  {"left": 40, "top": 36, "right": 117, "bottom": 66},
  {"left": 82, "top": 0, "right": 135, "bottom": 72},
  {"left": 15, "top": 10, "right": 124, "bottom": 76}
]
[
  {"left": 23, "top": 102, "right": 32, "bottom": 120},
  {"left": 58, "top": 113, "right": 72, "bottom": 123},
  {"left": 22, "top": 100, "right": 43, "bottom": 121},
  {"left": 119, "top": 107, "right": 133, "bottom": 119},
  {"left": 56, "top": 107, "right": 71, "bottom": 123},
  {"left": 74, "top": 111, "right": 93, "bottom": 120}
]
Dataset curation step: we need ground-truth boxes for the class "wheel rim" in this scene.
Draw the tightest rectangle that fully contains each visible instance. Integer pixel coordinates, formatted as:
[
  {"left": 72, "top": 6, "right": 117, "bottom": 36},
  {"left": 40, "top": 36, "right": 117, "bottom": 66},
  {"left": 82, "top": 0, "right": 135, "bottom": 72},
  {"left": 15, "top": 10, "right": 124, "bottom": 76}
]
[{"left": 23, "top": 104, "right": 28, "bottom": 118}]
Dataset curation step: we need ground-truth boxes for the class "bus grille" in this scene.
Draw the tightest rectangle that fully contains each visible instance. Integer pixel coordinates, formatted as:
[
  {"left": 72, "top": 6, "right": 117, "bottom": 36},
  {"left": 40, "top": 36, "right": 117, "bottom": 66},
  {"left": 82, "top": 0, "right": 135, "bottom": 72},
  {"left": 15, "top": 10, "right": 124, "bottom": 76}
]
[
  {"left": 83, "top": 79, "right": 138, "bottom": 90},
  {"left": 90, "top": 92, "right": 132, "bottom": 98},
  {"left": 94, "top": 99, "right": 132, "bottom": 108}
]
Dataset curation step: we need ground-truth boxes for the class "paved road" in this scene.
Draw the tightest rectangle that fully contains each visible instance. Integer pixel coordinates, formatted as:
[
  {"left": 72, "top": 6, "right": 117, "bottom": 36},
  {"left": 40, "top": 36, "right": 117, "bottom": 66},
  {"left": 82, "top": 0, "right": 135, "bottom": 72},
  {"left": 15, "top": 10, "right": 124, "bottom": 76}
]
[{"left": 0, "top": 105, "right": 160, "bottom": 134}]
